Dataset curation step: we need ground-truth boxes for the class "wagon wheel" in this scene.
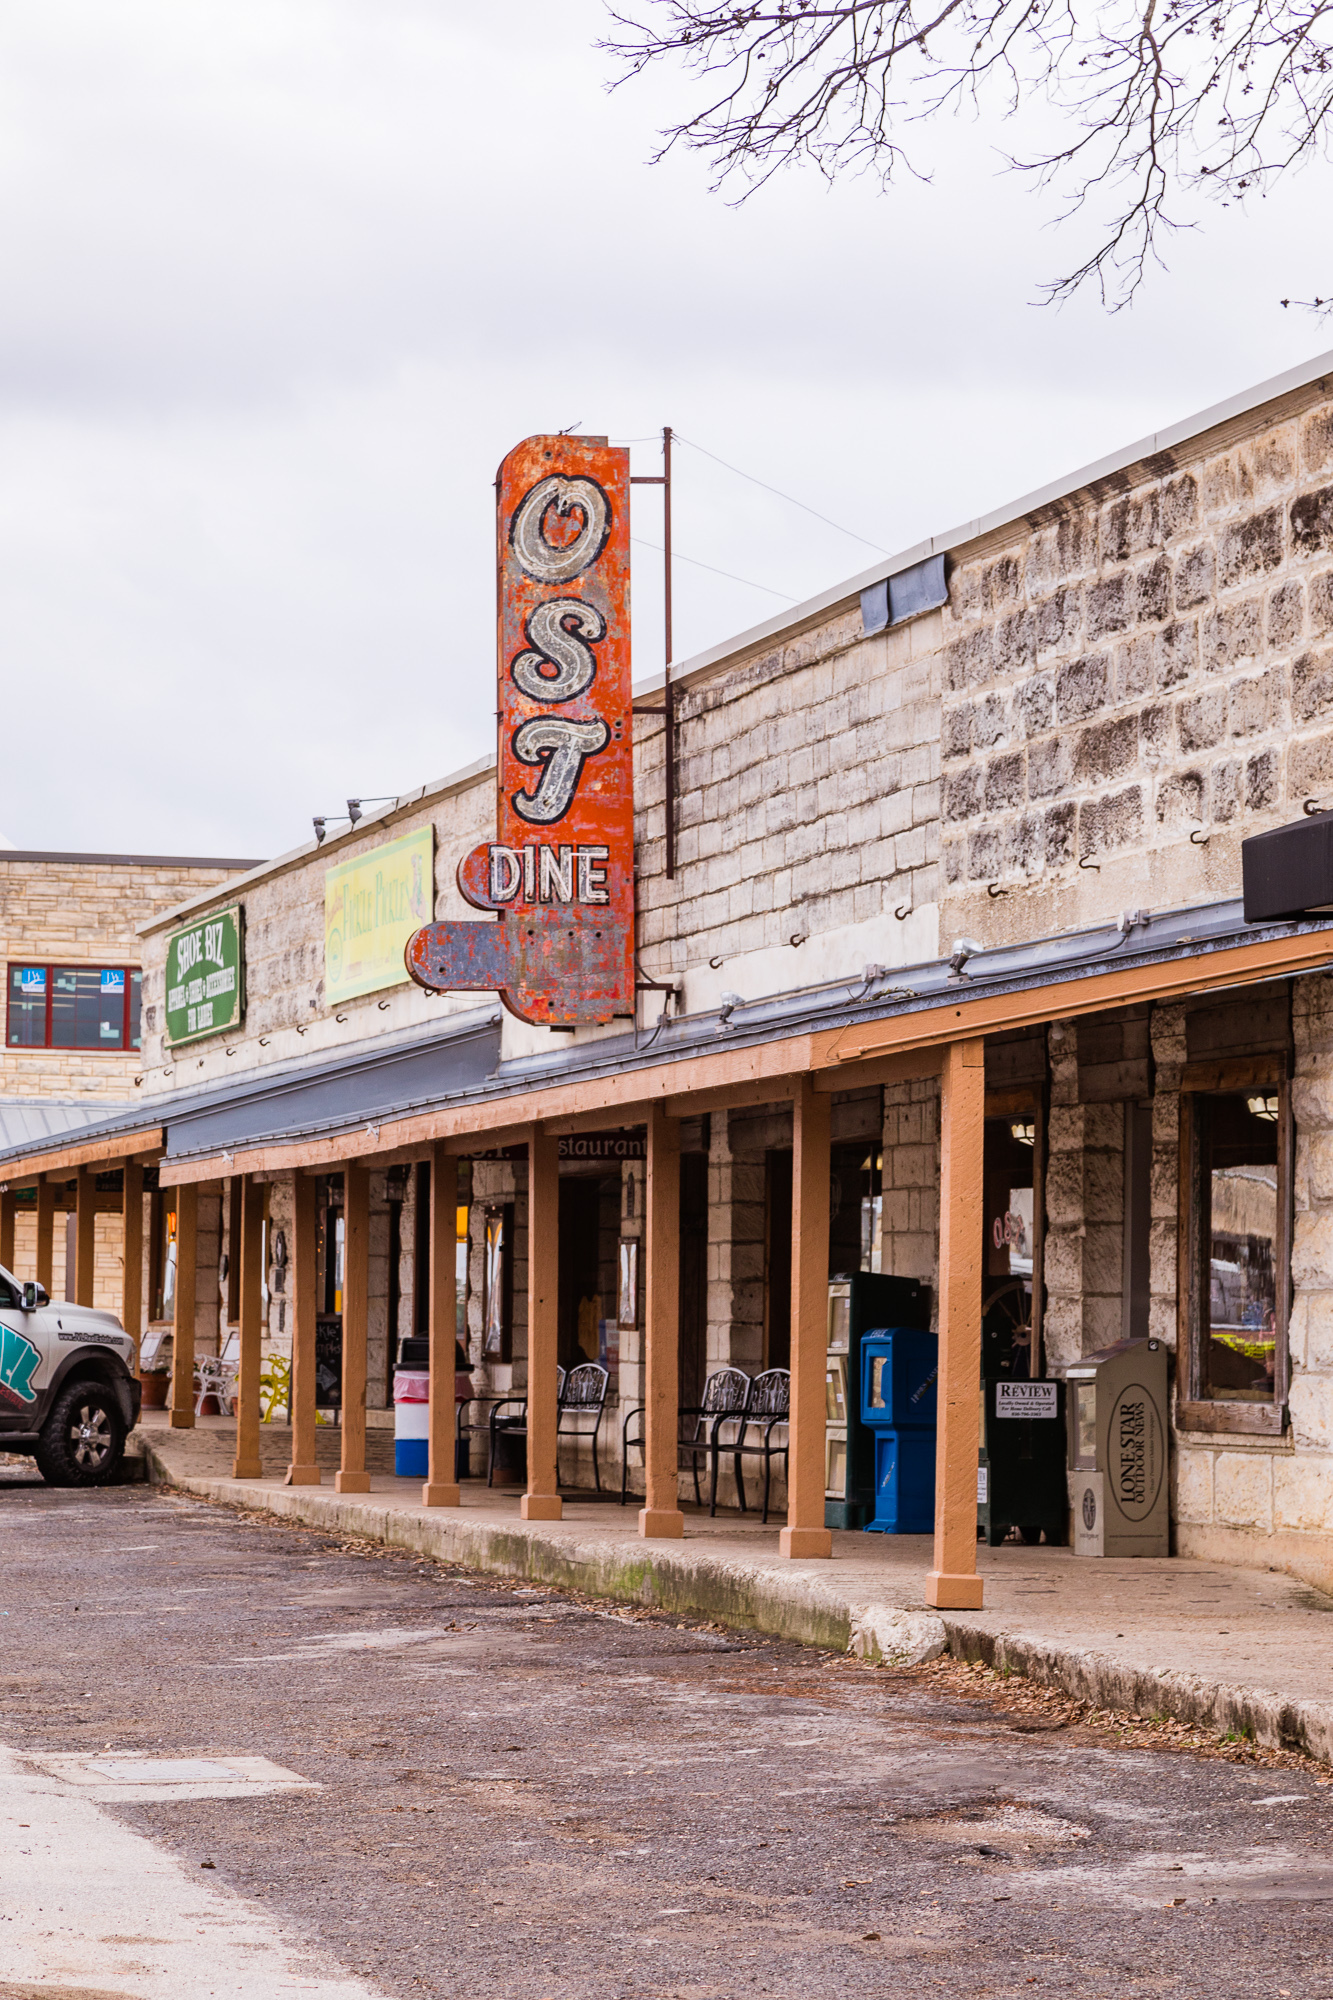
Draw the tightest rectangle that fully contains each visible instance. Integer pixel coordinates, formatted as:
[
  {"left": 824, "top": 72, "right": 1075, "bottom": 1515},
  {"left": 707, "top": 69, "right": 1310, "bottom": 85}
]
[{"left": 982, "top": 1278, "right": 1033, "bottom": 1378}]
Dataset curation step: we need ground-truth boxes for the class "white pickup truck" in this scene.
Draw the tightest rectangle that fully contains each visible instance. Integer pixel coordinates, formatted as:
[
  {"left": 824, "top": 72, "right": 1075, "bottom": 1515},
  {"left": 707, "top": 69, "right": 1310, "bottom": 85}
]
[{"left": 0, "top": 1266, "right": 141, "bottom": 1485}]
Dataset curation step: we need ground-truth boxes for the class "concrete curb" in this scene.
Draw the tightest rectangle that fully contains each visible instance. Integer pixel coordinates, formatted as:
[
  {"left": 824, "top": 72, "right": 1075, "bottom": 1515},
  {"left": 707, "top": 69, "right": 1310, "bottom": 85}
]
[{"left": 143, "top": 1446, "right": 1333, "bottom": 1766}]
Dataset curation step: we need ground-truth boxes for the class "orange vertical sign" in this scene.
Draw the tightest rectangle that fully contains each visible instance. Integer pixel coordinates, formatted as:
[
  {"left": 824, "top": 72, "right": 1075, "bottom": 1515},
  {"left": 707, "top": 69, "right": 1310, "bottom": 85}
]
[{"left": 406, "top": 434, "right": 635, "bottom": 1026}]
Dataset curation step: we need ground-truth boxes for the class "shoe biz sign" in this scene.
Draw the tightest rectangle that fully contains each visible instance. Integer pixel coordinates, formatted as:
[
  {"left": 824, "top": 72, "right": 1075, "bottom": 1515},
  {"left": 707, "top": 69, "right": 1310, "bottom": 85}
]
[{"left": 407, "top": 435, "right": 634, "bottom": 1026}]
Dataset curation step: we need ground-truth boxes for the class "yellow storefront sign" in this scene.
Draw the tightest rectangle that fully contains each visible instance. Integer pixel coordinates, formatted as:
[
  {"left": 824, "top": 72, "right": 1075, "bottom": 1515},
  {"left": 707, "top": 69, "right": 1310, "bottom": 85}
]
[{"left": 324, "top": 827, "right": 435, "bottom": 1005}]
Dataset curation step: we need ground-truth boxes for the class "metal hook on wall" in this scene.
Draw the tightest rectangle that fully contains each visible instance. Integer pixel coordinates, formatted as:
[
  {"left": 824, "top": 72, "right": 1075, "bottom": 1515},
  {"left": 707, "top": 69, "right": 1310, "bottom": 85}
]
[
  {"left": 894, "top": 904, "right": 911, "bottom": 921},
  {"left": 986, "top": 882, "right": 1009, "bottom": 899},
  {"left": 789, "top": 933, "right": 807, "bottom": 948},
  {"left": 1077, "top": 856, "right": 1101, "bottom": 872},
  {"left": 1304, "top": 798, "right": 1327, "bottom": 817},
  {"left": 708, "top": 955, "right": 724, "bottom": 970},
  {"left": 1189, "top": 828, "right": 1209, "bottom": 846}
]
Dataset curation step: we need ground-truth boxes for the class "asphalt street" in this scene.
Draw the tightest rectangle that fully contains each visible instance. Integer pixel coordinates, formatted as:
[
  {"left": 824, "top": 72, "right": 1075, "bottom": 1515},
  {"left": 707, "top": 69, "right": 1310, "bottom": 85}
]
[{"left": 2, "top": 1479, "right": 1332, "bottom": 1999}]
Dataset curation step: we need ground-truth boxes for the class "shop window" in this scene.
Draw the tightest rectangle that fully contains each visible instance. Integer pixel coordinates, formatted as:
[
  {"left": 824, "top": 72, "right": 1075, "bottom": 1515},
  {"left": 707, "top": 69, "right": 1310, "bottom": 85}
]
[
  {"left": 982, "top": 1103, "right": 1043, "bottom": 1379},
  {"left": 7, "top": 964, "right": 142, "bottom": 1051},
  {"left": 482, "top": 1204, "right": 513, "bottom": 1363},
  {"left": 1180, "top": 1076, "right": 1290, "bottom": 1431}
]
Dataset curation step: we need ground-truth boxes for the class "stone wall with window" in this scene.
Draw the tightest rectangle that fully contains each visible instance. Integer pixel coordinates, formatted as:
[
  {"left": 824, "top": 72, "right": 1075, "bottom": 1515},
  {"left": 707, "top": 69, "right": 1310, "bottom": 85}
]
[{"left": 1, "top": 853, "right": 244, "bottom": 1101}]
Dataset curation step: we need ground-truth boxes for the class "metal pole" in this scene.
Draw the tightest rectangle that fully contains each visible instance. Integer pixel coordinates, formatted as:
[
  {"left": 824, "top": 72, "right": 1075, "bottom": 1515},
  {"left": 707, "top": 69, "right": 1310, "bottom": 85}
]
[{"left": 663, "top": 425, "right": 676, "bottom": 881}]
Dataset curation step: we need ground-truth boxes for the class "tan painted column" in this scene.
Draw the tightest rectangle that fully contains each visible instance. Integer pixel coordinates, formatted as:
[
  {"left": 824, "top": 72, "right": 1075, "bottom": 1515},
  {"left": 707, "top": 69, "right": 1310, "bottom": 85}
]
[
  {"left": 640, "top": 1106, "right": 684, "bottom": 1538},
  {"left": 424, "top": 1143, "right": 461, "bottom": 1506},
  {"left": 780, "top": 1076, "right": 833, "bottom": 1559},
  {"left": 0, "top": 1188, "right": 15, "bottom": 1272},
  {"left": 285, "top": 1171, "right": 320, "bottom": 1486},
  {"left": 337, "top": 1165, "right": 371, "bottom": 1494},
  {"left": 35, "top": 1181, "right": 55, "bottom": 1296},
  {"left": 522, "top": 1127, "right": 562, "bottom": 1520},
  {"left": 122, "top": 1160, "right": 144, "bottom": 1372},
  {"left": 926, "top": 1038, "right": 986, "bottom": 1611},
  {"left": 169, "top": 1185, "right": 198, "bottom": 1428},
  {"left": 74, "top": 1166, "right": 96, "bottom": 1306},
  {"left": 233, "top": 1175, "right": 264, "bottom": 1478}
]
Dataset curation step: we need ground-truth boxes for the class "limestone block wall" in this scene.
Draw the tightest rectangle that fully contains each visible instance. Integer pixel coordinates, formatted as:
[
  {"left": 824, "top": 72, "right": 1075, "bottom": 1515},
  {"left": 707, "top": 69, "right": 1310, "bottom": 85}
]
[
  {"left": 879, "top": 1078, "right": 940, "bottom": 1292},
  {"left": 0, "top": 854, "right": 244, "bottom": 1100},
  {"left": 136, "top": 777, "right": 494, "bottom": 1096},
  {"left": 938, "top": 394, "right": 1333, "bottom": 946},
  {"left": 634, "top": 607, "right": 943, "bottom": 998}
]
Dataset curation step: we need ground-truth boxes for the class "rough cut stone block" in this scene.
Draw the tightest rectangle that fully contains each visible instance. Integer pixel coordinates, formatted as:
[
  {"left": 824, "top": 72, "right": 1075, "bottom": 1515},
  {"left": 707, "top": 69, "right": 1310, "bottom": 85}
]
[
  {"left": 1268, "top": 578, "right": 1305, "bottom": 647},
  {"left": 1273, "top": 1453, "right": 1333, "bottom": 1534},
  {"left": 1219, "top": 505, "right": 1284, "bottom": 585},
  {"left": 1292, "top": 483, "right": 1333, "bottom": 557},
  {"left": 1213, "top": 1452, "right": 1273, "bottom": 1530},
  {"left": 1293, "top": 646, "right": 1333, "bottom": 725},
  {"left": 1080, "top": 784, "right": 1143, "bottom": 856},
  {"left": 1174, "top": 542, "right": 1215, "bottom": 609},
  {"left": 1173, "top": 1448, "right": 1215, "bottom": 1524},
  {"left": 1102, "top": 488, "right": 1161, "bottom": 562},
  {"left": 1155, "top": 769, "right": 1204, "bottom": 828},
  {"left": 1056, "top": 652, "right": 1109, "bottom": 721},
  {"left": 1178, "top": 689, "right": 1226, "bottom": 753},
  {"left": 1075, "top": 714, "right": 1138, "bottom": 783}
]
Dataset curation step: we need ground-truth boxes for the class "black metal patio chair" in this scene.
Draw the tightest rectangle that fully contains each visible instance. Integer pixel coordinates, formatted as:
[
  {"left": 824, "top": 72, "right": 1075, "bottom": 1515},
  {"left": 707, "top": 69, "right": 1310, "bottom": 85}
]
[
  {"left": 620, "top": 1365, "right": 752, "bottom": 1514},
  {"left": 488, "top": 1363, "right": 612, "bottom": 1493},
  {"left": 729, "top": 1367, "right": 790, "bottom": 1523}
]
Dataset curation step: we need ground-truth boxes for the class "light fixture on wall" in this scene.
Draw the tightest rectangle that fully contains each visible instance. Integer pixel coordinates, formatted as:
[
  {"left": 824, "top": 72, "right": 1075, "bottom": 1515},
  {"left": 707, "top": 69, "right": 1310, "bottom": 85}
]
[
  {"left": 1246, "top": 1094, "right": 1279, "bottom": 1122},
  {"left": 947, "top": 937, "right": 983, "bottom": 977},
  {"left": 1010, "top": 1120, "right": 1035, "bottom": 1147}
]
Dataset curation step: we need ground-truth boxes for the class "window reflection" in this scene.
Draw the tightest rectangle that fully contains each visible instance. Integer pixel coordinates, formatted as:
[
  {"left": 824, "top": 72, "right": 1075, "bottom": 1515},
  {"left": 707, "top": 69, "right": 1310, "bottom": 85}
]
[{"left": 1199, "top": 1092, "right": 1280, "bottom": 1401}]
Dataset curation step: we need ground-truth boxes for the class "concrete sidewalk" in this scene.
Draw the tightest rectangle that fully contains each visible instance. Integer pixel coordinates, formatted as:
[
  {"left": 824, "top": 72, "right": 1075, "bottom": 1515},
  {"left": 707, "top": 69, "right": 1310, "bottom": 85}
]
[{"left": 136, "top": 1413, "right": 1333, "bottom": 1765}]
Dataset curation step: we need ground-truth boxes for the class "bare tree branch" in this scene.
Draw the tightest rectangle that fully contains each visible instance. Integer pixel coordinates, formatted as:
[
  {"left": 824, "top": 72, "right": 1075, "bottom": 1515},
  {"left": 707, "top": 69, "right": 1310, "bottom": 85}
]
[{"left": 601, "top": 0, "right": 1333, "bottom": 306}]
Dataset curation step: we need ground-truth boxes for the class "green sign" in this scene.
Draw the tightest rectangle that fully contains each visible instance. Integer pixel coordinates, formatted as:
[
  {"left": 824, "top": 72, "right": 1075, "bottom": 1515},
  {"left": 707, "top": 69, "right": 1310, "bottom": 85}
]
[{"left": 165, "top": 904, "right": 245, "bottom": 1046}]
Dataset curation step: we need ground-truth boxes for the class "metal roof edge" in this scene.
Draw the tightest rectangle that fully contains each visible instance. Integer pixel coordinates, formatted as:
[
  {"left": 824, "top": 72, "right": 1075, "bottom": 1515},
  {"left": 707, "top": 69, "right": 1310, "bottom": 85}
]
[
  {"left": 0, "top": 1005, "right": 504, "bottom": 1173},
  {"left": 633, "top": 345, "right": 1333, "bottom": 703},
  {"left": 0, "top": 850, "right": 261, "bottom": 869},
  {"left": 155, "top": 894, "right": 1333, "bottom": 1167}
]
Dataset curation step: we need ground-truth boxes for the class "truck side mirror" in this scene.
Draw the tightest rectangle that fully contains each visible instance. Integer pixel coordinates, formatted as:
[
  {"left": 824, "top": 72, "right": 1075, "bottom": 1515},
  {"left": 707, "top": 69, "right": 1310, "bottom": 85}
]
[{"left": 21, "top": 1281, "right": 46, "bottom": 1310}]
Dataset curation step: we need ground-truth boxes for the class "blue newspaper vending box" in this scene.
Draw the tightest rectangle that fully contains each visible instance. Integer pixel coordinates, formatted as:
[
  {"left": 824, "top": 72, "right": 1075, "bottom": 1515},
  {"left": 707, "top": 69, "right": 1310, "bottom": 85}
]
[{"left": 861, "top": 1328, "right": 938, "bottom": 1533}]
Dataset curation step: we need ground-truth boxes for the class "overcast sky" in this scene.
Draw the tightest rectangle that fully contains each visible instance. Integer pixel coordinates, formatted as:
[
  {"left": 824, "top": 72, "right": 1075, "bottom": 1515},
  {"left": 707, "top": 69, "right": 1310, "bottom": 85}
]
[{"left": 1, "top": 0, "right": 1328, "bottom": 859}]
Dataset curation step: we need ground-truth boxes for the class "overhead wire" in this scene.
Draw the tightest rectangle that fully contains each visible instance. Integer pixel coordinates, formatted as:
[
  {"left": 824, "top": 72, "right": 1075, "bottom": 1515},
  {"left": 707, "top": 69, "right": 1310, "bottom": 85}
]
[
  {"left": 672, "top": 432, "right": 889, "bottom": 555},
  {"left": 631, "top": 535, "right": 797, "bottom": 603}
]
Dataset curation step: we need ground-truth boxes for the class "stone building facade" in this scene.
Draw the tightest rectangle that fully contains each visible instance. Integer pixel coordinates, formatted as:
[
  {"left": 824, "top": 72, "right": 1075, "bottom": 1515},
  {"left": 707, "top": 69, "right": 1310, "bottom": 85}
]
[
  {"left": 9, "top": 354, "right": 1333, "bottom": 1590},
  {"left": 1, "top": 848, "right": 253, "bottom": 1314}
]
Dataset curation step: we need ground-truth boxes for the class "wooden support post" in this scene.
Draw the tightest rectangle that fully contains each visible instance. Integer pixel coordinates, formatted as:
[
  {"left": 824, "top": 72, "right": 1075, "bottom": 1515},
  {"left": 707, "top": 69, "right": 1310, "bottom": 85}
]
[
  {"left": 780, "top": 1076, "right": 833, "bottom": 1559},
  {"left": 423, "top": 1143, "right": 461, "bottom": 1506},
  {"left": 926, "top": 1038, "right": 986, "bottom": 1611},
  {"left": 233, "top": 1175, "right": 264, "bottom": 1478},
  {"left": 169, "top": 1185, "right": 197, "bottom": 1428},
  {"left": 74, "top": 1166, "right": 96, "bottom": 1306},
  {"left": 0, "top": 1189, "right": 14, "bottom": 1273},
  {"left": 521, "top": 1127, "right": 562, "bottom": 1521},
  {"left": 122, "top": 1160, "right": 144, "bottom": 1372},
  {"left": 640, "top": 1105, "right": 684, "bottom": 1538},
  {"left": 285, "top": 1171, "right": 321, "bottom": 1485},
  {"left": 336, "top": 1165, "right": 371, "bottom": 1494},
  {"left": 35, "top": 1181, "right": 55, "bottom": 1297}
]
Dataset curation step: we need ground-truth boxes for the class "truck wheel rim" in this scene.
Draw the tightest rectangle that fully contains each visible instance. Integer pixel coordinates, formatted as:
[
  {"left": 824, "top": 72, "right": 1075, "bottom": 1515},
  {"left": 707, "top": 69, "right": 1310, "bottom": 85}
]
[{"left": 70, "top": 1405, "right": 112, "bottom": 1468}]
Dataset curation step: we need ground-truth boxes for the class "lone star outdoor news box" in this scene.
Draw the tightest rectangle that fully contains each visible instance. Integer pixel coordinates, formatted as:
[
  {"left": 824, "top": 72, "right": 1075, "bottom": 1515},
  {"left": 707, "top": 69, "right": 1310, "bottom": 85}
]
[{"left": 1066, "top": 1337, "right": 1169, "bottom": 1558}]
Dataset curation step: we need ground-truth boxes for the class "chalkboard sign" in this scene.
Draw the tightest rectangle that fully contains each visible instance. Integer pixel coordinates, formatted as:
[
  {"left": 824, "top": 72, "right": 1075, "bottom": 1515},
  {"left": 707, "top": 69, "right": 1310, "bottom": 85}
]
[{"left": 315, "top": 1315, "right": 343, "bottom": 1408}]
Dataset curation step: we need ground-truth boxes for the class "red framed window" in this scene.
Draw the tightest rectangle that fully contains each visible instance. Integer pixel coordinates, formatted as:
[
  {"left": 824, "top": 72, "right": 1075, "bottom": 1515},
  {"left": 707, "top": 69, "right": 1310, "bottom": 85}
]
[{"left": 7, "top": 964, "right": 143, "bottom": 1051}]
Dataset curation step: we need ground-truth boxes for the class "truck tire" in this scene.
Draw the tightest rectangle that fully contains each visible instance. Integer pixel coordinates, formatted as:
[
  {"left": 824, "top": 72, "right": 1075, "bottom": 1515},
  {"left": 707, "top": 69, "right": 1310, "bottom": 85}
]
[{"left": 33, "top": 1378, "right": 127, "bottom": 1487}]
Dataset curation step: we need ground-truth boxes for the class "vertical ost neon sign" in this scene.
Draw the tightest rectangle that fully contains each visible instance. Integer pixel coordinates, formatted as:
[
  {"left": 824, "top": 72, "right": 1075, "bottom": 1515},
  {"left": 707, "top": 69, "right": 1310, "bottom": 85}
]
[{"left": 406, "top": 434, "right": 635, "bottom": 1025}]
